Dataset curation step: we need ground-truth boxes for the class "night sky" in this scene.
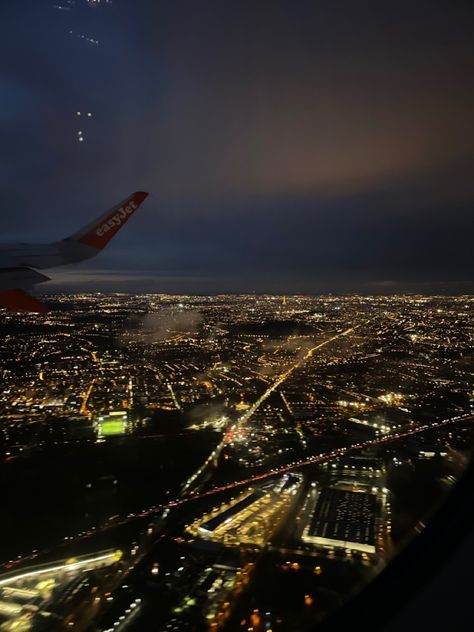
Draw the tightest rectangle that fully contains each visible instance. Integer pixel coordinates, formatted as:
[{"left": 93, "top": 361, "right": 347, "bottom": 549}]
[{"left": 1, "top": 0, "right": 474, "bottom": 294}]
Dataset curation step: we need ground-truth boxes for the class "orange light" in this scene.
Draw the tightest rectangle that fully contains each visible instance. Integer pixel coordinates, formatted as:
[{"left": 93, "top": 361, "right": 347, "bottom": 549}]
[{"left": 250, "top": 612, "right": 260, "bottom": 627}]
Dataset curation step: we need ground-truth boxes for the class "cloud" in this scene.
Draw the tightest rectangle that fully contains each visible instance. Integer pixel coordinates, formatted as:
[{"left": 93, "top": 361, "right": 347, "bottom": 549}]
[{"left": 129, "top": 308, "right": 203, "bottom": 344}]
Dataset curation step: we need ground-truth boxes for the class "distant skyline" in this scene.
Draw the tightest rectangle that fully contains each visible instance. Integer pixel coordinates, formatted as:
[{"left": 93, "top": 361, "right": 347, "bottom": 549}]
[
  {"left": 43, "top": 268, "right": 474, "bottom": 296},
  {"left": 2, "top": 0, "right": 474, "bottom": 293}
]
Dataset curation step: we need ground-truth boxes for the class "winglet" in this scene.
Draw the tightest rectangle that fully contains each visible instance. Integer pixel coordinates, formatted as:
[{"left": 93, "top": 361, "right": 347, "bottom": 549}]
[
  {"left": 0, "top": 289, "right": 49, "bottom": 314},
  {"left": 67, "top": 191, "right": 149, "bottom": 251}
]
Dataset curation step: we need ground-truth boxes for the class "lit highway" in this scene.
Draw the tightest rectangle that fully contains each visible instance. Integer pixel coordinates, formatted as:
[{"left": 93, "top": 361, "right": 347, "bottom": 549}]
[
  {"left": 180, "top": 326, "right": 357, "bottom": 494},
  {"left": 176, "top": 412, "right": 474, "bottom": 508},
  {"left": 236, "top": 326, "right": 357, "bottom": 428}
]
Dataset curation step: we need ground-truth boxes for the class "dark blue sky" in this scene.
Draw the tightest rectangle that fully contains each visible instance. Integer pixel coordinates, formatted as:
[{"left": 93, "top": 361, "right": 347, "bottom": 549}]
[{"left": 1, "top": 0, "right": 474, "bottom": 293}]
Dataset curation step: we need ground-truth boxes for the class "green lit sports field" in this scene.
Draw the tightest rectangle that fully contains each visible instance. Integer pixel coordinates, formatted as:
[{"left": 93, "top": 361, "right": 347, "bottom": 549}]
[{"left": 100, "top": 420, "right": 127, "bottom": 436}]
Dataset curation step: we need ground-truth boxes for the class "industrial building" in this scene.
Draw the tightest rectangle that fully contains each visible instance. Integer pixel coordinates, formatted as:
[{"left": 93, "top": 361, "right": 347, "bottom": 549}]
[
  {"left": 302, "top": 487, "right": 378, "bottom": 554},
  {"left": 190, "top": 474, "right": 303, "bottom": 547}
]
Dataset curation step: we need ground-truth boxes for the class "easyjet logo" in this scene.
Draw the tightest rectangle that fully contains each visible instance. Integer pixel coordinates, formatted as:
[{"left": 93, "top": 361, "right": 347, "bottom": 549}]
[{"left": 95, "top": 200, "right": 138, "bottom": 237}]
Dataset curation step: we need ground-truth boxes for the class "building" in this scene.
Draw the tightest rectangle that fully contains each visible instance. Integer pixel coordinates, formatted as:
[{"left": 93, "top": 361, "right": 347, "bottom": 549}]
[
  {"left": 198, "top": 492, "right": 262, "bottom": 538},
  {"left": 190, "top": 474, "right": 303, "bottom": 547},
  {"left": 302, "top": 487, "right": 378, "bottom": 554}
]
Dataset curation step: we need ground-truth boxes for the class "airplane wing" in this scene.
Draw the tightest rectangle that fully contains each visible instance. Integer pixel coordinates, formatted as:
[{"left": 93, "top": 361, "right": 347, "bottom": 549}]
[
  {"left": 59, "top": 190, "right": 149, "bottom": 263},
  {"left": 0, "top": 191, "right": 149, "bottom": 313},
  {"left": 0, "top": 288, "right": 50, "bottom": 313},
  {"left": 0, "top": 268, "right": 50, "bottom": 313}
]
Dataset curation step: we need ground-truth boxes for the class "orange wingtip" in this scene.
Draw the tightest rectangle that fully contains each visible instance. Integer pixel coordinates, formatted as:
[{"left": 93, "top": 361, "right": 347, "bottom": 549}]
[
  {"left": 0, "top": 289, "right": 49, "bottom": 314},
  {"left": 79, "top": 191, "right": 149, "bottom": 250}
]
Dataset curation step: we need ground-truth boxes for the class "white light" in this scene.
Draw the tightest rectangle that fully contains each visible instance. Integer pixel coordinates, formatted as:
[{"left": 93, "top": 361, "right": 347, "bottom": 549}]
[{"left": 0, "top": 552, "right": 116, "bottom": 587}]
